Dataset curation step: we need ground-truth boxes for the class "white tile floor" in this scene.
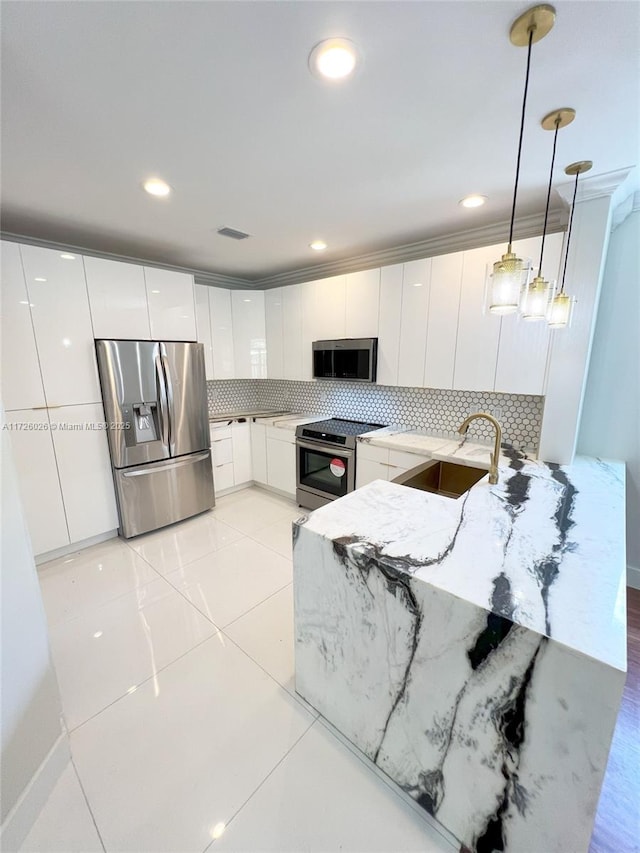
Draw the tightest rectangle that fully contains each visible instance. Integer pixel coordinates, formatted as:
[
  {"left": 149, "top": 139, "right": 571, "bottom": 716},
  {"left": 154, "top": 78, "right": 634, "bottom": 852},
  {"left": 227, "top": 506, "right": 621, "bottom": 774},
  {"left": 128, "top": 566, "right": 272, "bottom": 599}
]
[{"left": 21, "top": 487, "right": 455, "bottom": 853}]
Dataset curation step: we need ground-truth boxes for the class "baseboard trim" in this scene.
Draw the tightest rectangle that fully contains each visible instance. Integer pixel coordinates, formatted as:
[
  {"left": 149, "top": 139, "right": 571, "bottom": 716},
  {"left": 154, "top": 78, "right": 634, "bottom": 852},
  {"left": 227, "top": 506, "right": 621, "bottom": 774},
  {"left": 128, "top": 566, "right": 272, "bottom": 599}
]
[
  {"left": 0, "top": 733, "right": 70, "bottom": 851},
  {"left": 627, "top": 565, "right": 640, "bottom": 591},
  {"left": 35, "top": 529, "right": 118, "bottom": 566}
]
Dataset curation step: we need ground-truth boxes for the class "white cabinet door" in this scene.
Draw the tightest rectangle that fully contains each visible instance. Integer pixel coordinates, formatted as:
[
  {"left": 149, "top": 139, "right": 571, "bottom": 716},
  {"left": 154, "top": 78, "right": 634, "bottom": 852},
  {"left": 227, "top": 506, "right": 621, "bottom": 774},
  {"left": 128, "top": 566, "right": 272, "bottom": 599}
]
[
  {"left": 250, "top": 421, "right": 268, "bottom": 485},
  {"left": 5, "top": 409, "right": 69, "bottom": 555},
  {"left": 494, "top": 233, "right": 563, "bottom": 395},
  {"left": 84, "top": 256, "right": 151, "bottom": 340},
  {"left": 232, "top": 291, "right": 266, "bottom": 378},
  {"left": 313, "top": 275, "right": 346, "bottom": 340},
  {"left": 49, "top": 403, "right": 118, "bottom": 543},
  {"left": 232, "top": 422, "right": 252, "bottom": 485},
  {"left": 345, "top": 269, "right": 380, "bottom": 339},
  {"left": 209, "top": 287, "right": 235, "bottom": 379},
  {"left": 424, "top": 252, "right": 463, "bottom": 389},
  {"left": 377, "top": 264, "right": 403, "bottom": 387},
  {"left": 355, "top": 457, "right": 390, "bottom": 489},
  {"left": 266, "top": 437, "right": 296, "bottom": 496},
  {"left": 0, "top": 242, "right": 45, "bottom": 410},
  {"left": 282, "top": 285, "right": 303, "bottom": 380},
  {"left": 21, "top": 245, "right": 101, "bottom": 406},
  {"left": 299, "top": 281, "right": 316, "bottom": 380},
  {"left": 144, "top": 267, "right": 196, "bottom": 341},
  {"left": 398, "top": 259, "right": 431, "bottom": 387},
  {"left": 453, "top": 243, "right": 502, "bottom": 392},
  {"left": 195, "top": 285, "right": 214, "bottom": 379},
  {"left": 213, "top": 462, "right": 234, "bottom": 493},
  {"left": 265, "top": 288, "right": 284, "bottom": 379}
]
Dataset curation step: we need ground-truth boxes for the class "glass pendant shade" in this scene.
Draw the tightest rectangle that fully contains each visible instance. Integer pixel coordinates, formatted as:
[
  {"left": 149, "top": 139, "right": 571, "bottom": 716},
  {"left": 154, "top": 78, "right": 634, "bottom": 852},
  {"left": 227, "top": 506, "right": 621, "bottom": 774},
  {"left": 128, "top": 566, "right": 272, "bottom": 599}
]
[
  {"left": 487, "top": 251, "right": 531, "bottom": 315},
  {"left": 547, "top": 292, "right": 573, "bottom": 328},
  {"left": 520, "top": 275, "right": 552, "bottom": 321}
]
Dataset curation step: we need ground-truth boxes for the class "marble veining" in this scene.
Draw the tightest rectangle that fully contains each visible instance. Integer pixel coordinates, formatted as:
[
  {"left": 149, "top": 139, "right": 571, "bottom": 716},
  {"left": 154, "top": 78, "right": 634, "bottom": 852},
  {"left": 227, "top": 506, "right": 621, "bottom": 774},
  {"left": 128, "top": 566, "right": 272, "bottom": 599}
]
[{"left": 293, "top": 454, "right": 626, "bottom": 852}]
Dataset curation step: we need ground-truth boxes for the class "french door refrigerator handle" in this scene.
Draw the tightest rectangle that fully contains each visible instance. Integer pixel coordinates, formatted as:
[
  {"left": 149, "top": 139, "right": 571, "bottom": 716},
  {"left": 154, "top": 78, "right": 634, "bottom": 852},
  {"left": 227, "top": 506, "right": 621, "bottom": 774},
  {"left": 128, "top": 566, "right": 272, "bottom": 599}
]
[
  {"left": 155, "top": 354, "right": 170, "bottom": 448},
  {"left": 161, "top": 354, "right": 175, "bottom": 454}
]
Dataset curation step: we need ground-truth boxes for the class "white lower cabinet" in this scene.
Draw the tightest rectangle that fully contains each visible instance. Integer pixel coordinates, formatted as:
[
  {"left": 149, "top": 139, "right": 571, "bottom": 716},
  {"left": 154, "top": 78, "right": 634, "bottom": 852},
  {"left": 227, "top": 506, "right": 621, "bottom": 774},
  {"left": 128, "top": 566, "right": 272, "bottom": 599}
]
[
  {"left": 250, "top": 421, "right": 268, "bottom": 485},
  {"left": 48, "top": 404, "right": 118, "bottom": 543},
  {"left": 356, "top": 443, "right": 430, "bottom": 489},
  {"left": 231, "top": 422, "right": 252, "bottom": 485},
  {"left": 5, "top": 409, "right": 69, "bottom": 555},
  {"left": 266, "top": 428, "right": 296, "bottom": 496}
]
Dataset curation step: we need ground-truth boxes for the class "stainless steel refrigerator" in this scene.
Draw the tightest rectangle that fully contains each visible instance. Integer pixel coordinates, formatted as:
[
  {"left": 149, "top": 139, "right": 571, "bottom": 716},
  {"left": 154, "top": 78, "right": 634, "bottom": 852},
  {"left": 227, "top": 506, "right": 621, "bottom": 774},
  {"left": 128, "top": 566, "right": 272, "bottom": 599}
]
[{"left": 96, "top": 339, "right": 214, "bottom": 538}]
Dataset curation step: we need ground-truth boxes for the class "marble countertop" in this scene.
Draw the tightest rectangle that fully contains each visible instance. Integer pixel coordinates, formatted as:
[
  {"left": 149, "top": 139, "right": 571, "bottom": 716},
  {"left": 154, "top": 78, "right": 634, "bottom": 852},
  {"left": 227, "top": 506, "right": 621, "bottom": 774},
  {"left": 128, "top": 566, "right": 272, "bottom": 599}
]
[
  {"left": 208, "top": 409, "right": 290, "bottom": 423},
  {"left": 299, "top": 453, "right": 627, "bottom": 671},
  {"left": 257, "top": 413, "right": 325, "bottom": 430}
]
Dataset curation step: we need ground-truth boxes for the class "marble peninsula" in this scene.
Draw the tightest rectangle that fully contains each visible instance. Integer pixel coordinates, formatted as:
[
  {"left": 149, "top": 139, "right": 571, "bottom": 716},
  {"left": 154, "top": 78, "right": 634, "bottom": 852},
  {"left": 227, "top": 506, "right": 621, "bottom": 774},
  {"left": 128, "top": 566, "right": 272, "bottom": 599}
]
[{"left": 292, "top": 444, "right": 627, "bottom": 853}]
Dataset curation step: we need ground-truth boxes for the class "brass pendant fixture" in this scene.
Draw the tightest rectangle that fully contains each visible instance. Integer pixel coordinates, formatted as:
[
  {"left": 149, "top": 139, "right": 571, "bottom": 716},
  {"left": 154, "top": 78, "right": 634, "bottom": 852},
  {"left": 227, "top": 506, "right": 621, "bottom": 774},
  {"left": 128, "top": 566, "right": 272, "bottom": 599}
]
[
  {"left": 547, "top": 159, "right": 593, "bottom": 328},
  {"left": 487, "top": 4, "right": 556, "bottom": 316},
  {"left": 520, "top": 107, "right": 575, "bottom": 320}
]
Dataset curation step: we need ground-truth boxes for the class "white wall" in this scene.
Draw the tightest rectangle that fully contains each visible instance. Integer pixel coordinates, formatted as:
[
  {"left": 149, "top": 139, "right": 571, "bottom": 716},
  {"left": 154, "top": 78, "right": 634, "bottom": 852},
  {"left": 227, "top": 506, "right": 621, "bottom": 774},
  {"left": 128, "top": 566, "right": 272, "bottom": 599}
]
[
  {"left": 577, "top": 209, "right": 640, "bottom": 586},
  {"left": 1, "top": 404, "right": 68, "bottom": 841}
]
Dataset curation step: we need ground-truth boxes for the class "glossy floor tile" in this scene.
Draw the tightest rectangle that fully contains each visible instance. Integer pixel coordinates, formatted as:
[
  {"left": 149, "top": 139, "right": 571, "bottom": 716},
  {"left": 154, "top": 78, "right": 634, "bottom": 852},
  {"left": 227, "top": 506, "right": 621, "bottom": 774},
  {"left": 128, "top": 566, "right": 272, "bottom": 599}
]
[
  {"left": 164, "top": 537, "right": 292, "bottom": 627},
  {"left": 29, "top": 484, "right": 454, "bottom": 853},
  {"left": 71, "top": 635, "right": 315, "bottom": 853},
  {"left": 49, "top": 576, "right": 217, "bottom": 729},
  {"left": 128, "top": 511, "right": 243, "bottom": 575},
  {"left": 213, "top": 719, "right": 454, "bottom": 852},
  {"left": 17, "top": 763, "right": 103, "bottom": 853},
  {"left": 38, "top": 537, "right": 159, "bottom": 627}
]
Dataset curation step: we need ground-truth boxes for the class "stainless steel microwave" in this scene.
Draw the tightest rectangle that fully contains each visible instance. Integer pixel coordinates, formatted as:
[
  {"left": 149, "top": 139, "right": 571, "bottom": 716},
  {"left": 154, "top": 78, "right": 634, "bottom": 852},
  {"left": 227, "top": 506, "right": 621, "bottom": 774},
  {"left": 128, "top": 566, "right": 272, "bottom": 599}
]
[{"left": 312, "top": 338, "right": 378, "bottom": 382}]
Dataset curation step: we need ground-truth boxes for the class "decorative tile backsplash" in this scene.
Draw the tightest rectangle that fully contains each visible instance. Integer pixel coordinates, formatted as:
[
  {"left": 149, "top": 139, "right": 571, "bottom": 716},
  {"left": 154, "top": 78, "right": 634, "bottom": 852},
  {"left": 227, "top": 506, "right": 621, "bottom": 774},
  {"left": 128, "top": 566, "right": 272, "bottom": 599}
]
[{"left": 207, "top": 379, "right": 543, "bottom": 452}]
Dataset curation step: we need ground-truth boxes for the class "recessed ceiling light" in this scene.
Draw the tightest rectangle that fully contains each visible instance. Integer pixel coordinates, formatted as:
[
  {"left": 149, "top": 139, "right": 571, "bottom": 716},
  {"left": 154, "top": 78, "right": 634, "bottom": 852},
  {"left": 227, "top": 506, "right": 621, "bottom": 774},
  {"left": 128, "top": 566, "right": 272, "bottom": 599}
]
[
  {"left": 143, "top": 177, "right": 171, "bottom": 197},
  {"left": 60, "top": 253, "right": 76, "bottom": 260},
  {"left": 310, "top": 240, "right": 328, "bottom": 251},
  {"left": 412, "top": 282, "right": 423, "bottom": 287},
  {"left": 459, "top": 194, "right": 488, "bottom": 209},
  {"left": 151, "top": 290, "right": 160, "bottom": 294},
  {"left": 309, "top": 38, "right": 359, "bottom": 80},
  {"left": 34, "top": 277, "right": 46, "bottom": 282}
]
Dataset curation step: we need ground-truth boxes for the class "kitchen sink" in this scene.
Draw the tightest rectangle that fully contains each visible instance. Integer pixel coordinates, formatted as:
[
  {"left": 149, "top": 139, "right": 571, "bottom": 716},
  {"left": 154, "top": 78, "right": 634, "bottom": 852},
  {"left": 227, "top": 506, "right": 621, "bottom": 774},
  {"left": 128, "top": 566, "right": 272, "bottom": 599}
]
[{"left": 391, "top": 459, "right": 487, "bottom": 499}]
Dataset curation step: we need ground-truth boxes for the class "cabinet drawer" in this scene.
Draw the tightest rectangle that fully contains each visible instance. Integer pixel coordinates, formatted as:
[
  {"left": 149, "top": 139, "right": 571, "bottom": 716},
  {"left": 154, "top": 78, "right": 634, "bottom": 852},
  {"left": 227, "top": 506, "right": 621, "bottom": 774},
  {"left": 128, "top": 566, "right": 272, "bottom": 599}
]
[
  {"left": 388, "top": 449, "right": 430, "bottom": 471},
  {"left": 356, "top": 442, "right": 389, "bottom": 463},
  {"left": 213, "top": 461, "right": 234, "bottom": 493},
  {"left": 212, "top": 437, "right": 233, "bottom": 466},
  {"left": 266, "top": 426, "right": 295, "bottom": 444},
  {"left": 210, "top": 425, "right": 232, "bottom": 441}
]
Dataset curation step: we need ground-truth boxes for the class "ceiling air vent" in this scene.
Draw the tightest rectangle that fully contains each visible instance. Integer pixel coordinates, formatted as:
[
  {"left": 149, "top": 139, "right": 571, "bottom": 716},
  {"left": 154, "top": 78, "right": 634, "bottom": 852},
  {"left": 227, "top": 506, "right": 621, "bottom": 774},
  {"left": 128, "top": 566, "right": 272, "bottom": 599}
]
[{"left": 217, "top": 226, "right": 250, "bottom": 240}]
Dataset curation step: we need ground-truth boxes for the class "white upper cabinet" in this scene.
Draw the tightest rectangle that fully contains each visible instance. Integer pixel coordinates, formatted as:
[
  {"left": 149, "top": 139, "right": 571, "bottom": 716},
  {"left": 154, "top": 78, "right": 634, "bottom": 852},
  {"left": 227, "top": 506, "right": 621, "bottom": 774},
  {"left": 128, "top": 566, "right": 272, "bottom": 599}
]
[
  {"left": 22, "top": 245, "right": 101, "bottom": 406},
  {"left": 282, "top": 284, "right": 303, "bottom": 380},
  {"left": 397, "top": 259, "right": 431, "bottom": 387},
  {"left": 195, "top": 284, "right": 214, "bottom": 379},
  {"left": 144, "top": 267, "right": 196, "bottom": 341},
  {"left": 49, "top": 403, "right": 118, "bottom": 542},
  {"left": 494, "top": 232, "right": 563, "bottom": 395},
  {"left": 231, "top": 290, "right": 266, "bottom": 378},
  {"left": 345, "top": 269, "right": 380, "bottom": 339},
  {"left": 209, "top": 287, "right": 235, "bottom": 379},
  {"left": 424, "top": 252, "right": 464, "bottom": 389},
  {"left": 85, "top": 256, "right": 151, "bottom": 340},
  {"left": 265, "top": 288, "right": 284, "bottom": 379},
  {"left": 377, "top": 264, "right": 403, "bottom": 387},
  {"left": 453, "top": 243, "right": 502, "bottom": 392},
  {"left": 0, "top": 242, "right": 46, "bottom": 410},
  {"left": 313, "top": 275, "right": 346, "bottom": 340},
  {"left": 5, "top": 409, "right": 69, "bottom": 555},
  {"left": 299, "top": 281, "right": 316, "bottom": 380}
]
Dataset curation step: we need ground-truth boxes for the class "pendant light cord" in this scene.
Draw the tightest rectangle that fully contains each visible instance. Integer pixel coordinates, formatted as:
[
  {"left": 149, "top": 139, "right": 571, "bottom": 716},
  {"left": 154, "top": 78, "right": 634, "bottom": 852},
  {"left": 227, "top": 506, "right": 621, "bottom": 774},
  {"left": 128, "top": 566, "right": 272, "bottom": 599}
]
[
  {"left": 508, "top": 27, "right": 534, "bottom": 248},
  {"left": 538, "top": 117, "right": 561, "bottom": 274},
  {"left": 559, "top": 170, "right": 580, "bottom": 294}
]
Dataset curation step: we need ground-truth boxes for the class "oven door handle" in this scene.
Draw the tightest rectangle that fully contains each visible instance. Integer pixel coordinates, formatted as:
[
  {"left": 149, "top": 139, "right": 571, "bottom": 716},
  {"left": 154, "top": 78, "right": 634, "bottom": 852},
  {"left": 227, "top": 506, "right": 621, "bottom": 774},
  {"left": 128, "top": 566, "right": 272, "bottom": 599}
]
[{"left": 296, "top": 439, "right": 353, "bottom": 459}]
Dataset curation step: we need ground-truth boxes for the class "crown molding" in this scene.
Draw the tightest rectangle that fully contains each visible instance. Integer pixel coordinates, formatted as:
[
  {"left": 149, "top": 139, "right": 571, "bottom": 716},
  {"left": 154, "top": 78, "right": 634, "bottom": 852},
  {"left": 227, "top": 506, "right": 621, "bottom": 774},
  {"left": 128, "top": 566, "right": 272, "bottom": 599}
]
[
  {"left": 0, "top": 230, "right": 249, "bottom": 289},
  {"left": 1, "top": 208, "right": 567, "bottom": 293},
  {"left": 611, "top": 189, "right": 640, "bottom": 231},
  {"left": 253, "top": 209, "right": 567, "bottom": 290},
  {"left": 555, "top": 167, "right": 635, "bottom": 206}
]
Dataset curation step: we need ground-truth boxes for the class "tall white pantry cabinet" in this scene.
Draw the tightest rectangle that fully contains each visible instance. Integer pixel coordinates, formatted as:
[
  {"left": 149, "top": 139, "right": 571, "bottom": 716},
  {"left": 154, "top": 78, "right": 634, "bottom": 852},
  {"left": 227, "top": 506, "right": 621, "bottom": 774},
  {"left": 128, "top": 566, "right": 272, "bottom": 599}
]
[{"left": 1, "top": 242, "right": 198, "bottom": 557}]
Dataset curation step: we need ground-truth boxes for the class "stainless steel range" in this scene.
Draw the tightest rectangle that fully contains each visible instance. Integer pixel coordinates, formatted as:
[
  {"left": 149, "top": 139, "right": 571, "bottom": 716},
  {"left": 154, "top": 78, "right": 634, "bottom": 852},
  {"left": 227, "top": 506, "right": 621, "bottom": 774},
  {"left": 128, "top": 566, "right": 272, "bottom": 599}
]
[{"left": 295, "top": 418, "right": 385, "bottom": 510}]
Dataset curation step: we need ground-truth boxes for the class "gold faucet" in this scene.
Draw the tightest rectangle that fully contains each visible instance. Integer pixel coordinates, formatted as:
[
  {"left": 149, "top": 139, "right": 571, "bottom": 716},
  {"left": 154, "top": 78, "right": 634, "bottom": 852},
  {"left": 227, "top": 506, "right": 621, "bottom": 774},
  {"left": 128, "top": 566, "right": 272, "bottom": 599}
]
[{"left": 457, "top": 412, "right": 502, "bottom": 485}]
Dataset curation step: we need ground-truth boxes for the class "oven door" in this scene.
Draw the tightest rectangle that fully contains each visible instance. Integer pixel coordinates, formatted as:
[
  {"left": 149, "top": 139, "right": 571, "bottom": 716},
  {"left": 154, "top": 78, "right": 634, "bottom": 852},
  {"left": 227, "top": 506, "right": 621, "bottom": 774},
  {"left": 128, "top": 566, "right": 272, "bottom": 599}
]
[{"left": 296, "top": 439, "right": 354, "bottom": 502}]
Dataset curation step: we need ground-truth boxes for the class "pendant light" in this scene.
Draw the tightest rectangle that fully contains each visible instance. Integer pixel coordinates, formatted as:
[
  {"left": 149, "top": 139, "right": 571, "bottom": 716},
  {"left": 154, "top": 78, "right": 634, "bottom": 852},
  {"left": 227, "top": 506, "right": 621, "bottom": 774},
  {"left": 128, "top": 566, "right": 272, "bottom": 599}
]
[
  {"left": 547, "top": 159, "right": 593, "bottom": 327},
  {"left": 487, "top": 4, "right": 556, "bottom": 315},
  {"left": 520, "top": 107, "right": 575, "bottom": 320}
]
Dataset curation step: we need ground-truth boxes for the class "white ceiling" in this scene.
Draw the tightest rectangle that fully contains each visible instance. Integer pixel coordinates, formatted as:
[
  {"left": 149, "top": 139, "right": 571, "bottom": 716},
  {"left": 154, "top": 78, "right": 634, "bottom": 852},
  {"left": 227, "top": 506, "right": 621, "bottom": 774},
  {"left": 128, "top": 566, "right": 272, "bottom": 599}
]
[{"left": 1, "top": 1, "right": 638, "bottom": 283}]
